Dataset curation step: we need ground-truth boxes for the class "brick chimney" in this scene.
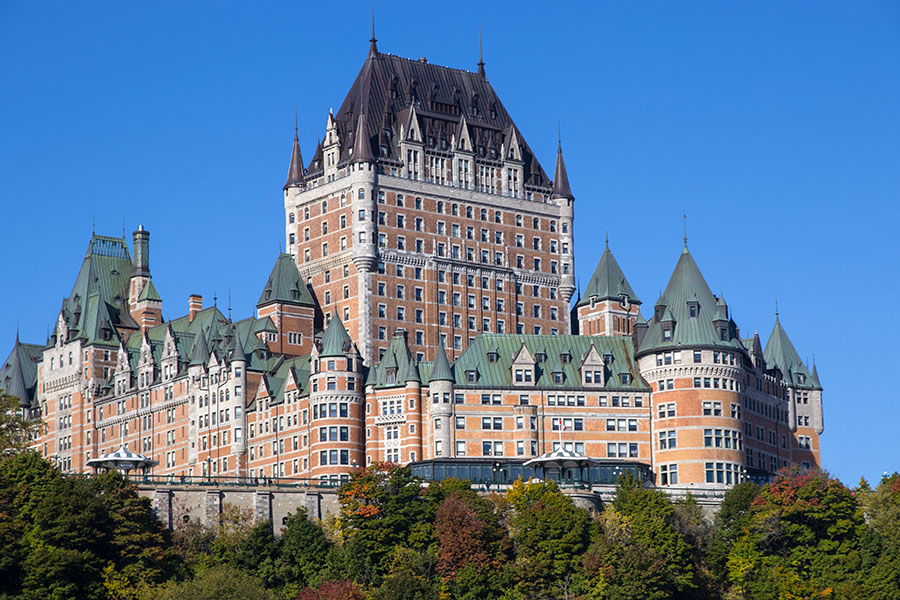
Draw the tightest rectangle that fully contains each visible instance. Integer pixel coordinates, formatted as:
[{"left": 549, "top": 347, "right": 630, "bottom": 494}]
[{"left": 189, "top": 294, "right": 202, "bottom": 322}]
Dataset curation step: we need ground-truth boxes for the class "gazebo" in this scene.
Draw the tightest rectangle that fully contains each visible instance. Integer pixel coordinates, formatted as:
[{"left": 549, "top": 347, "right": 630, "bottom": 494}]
[
  {"left": 523, "top": 447, "right": 603, "bottom": 486},
  {"left": 86, "top": 444, "right": 157, "bottom": 476}
]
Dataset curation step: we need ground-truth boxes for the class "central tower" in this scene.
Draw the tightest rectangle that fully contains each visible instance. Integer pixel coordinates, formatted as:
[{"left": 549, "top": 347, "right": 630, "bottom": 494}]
[{"left": 284, "top": 40, "right": 575, "bottom": 366}]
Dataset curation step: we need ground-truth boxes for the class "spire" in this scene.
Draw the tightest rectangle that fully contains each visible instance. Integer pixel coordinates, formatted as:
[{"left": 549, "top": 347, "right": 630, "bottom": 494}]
[
  {"left": 320, "top": 311, "right": 352, "bottom": 357},
  {"left": 284, "top": 116, "right": 305, "bottom": 190},
  {"left": 577, "top": 241, "right": 640, "bottom": 307},
  {"left": 368, "top": 0, "right": 378, "bottom": 57},
  {"left": 429, "top": 342, "right": 454, "bottom": 382},
  {"left": 190, "top": 328, "right": 210, "bottom": 366},
  {"left": 551, "top": 129, "right": 572, "bottom": 199},
  {"left": 351, "top": 113, "right": 375, "bottom": 163},
  {"left": 477, "top": 25, "right": 485, "bottom": 78}
]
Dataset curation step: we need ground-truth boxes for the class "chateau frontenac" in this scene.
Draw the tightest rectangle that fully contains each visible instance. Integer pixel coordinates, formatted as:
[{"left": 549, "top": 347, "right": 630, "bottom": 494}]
[{"left": 1, "top": 39, "right": 823, "bottom": 492}]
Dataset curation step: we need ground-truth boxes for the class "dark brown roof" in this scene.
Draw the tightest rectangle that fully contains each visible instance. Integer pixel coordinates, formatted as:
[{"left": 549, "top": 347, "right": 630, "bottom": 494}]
[
  {"left": 311, "top": 51, "right": 551, "bottom": 189},
  {"left": 284, "top": 128, "right": 304, "bottom": 189},
  {"left": 551, "top": 140, "right": 572, "bottom": 199}
]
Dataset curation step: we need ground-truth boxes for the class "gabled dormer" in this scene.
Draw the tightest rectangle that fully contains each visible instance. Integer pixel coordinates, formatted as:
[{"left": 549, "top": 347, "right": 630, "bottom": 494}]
[
  {"left": 161, "top": 323, "right": 179, "bottom": 381},
  {"left": 580, "top": 344, "right": 606, "bottom": 386},
  {"left": 137, "top": 331, "right": 155, "bottom": 388},
  {"left": 511, "top": 342, "right": 535, "bottom": 385},
  {"left": 323, "top": 110, "right": 341, "bottom": 181},
  {"left": 114, "top": 339, "right": 132, "bottom": 395}
]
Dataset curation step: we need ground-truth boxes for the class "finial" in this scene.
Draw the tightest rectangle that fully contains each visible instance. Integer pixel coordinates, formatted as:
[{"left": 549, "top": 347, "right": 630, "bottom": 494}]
[
  {"left": 16, "top": 321, "right": 19, "bottom": 344},
  {"left": 213, "top": 292, "right": 217, "bottom": 307},
  {"left": 682, "top": 212, "right": 687, "bottom": 248},
  {"left": 775, "top": 297, "right": 779, "bottom": 319},
  {"left": 477, "top": 24, "right": 485, "bottom": 77},
  {"left": 122, "top": 216, "right": 125, "bottom": 239},
  {"left": 295, "top": 107, "right": 298, "bottom": 136},
  {"left": 92, "top": 210, "right": 95, "bottom": 235},
  {"left": 557, "top": 119, "right": 561, "bottom": 147},
  {"left": 368, "top": 0, "right": 378, "bottom": 56},
  {"left": 228, "top": 290, "right": 232, "bottom": 322},
  {"left": 605, "top": 230, "right": 609, "bottom": 249}
]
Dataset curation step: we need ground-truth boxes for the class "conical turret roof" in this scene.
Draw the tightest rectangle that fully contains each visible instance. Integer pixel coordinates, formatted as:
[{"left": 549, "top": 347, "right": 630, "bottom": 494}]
[
  {"left": 576, "top": 243, "right": 639, "bottom": 307},
  {"left": 637, "top": 247, "right": 743, "bottom": 355},
  {"left": 551, "top": 140, "right": 572, "bottom": 199},
  {"left": 284, "top": 128, "right": 304, "bottom": 190},
  {"left": 429, "top": 343, "right": 454, "bottom": 382},
  {"left": 319, "top": 312, "right": 351, "bottom": 357},
  {"left": 189, "top": 328, "right": 210, "bottom": 366},
  {"left": 257, "top": 254, "right": 315, "bottom": 308},
  {"left": 764, "top": 316, "right": 818, "bottom": 388}
]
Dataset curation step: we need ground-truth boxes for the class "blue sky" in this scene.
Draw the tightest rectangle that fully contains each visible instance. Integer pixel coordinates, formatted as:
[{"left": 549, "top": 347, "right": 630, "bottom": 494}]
[{"left": 1, "top": 1, "right": 898, "bottom": 484}]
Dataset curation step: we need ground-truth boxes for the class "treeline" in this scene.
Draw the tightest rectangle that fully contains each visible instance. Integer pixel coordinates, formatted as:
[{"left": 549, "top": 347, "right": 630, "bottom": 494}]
[{"left": 0, "top": 452, "right": 898, "bottom": 600}]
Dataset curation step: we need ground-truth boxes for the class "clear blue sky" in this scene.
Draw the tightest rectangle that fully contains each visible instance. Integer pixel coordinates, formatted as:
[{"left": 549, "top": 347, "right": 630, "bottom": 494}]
[{"left": 1, "top": 1, "right": 898, "bottom": 485}]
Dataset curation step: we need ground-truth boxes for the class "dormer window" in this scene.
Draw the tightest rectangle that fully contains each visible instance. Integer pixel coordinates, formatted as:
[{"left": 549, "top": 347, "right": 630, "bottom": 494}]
[
  {"left": 487, "top": 351, "right": 499, "bottom": 363},
  {"left": 535, "top": 353, "right": 547, "bottom": 363},
  {"left": 584, "top": 369, "right": 603, "bottom": 385},
  {"left": 552, "top": 372, "right": 564, "bottom": 384},
  {"left": 603, "top": 353, "right": 613, "bottom": 364},
  {"left": 466, "top": 369, "right": 478, "bottom": 383},
  {"left": 560, "top": 353, "right": 572, "bottom": 364},
  {"left": 620, "top": 373, "right": 632, "bottom": 385},
  {"left": 719, "top": 328, "right": 727, "bottom": 341},
  {"left": 663, "top": 327, "right": 672, "bottom": 341},
  {"left": 385, "top": 368, "right": 397, "bottom": 384},
  {"left": 688, "top": 301, "right": 699, "bottom": 318},
  {"left": 514, "top": 368, "right": 533, "bottom": 383}
]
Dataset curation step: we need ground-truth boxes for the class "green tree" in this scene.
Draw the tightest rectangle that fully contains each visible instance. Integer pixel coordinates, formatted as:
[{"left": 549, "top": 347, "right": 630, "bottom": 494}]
[
  {"left": 0, "top": 392, "right": 44, "bottom": 456},
  {"left": 233, "top": 520, "right": 280, "bottom": 587},
  {"left": 583, "top": 473, "right": 695, "bottom": 598},
  {"left": 706, "top": 481, "right": 759, "bottom": 589},
  {"left": 275, "top": 508, "right": 332, "bottom": 595},
  {"left": 150, "top": 564, "right": 272, "bottom": 600},
  {"left": 505, "top": 478, "right": 591, "bottom": 598},
  {"left": 859, "top": 473, "right": 900, "bottom": 598},
  {"left": 337, "top": 463, "right": 428, "bottom": 584},
  {"left": 726, "top": 468, "right": 867, "bottom": 599}
]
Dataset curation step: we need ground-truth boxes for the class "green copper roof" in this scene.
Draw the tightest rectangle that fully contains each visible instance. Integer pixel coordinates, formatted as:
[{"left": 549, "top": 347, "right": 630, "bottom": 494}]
[
  {"left": 637, "top": 247, "right": 744, "bottom": 356},
  {"left": 429, "top": 343, "right": 454, "bottom": 382},
  {"left": 55, "top": 234, "right": 137, "bottom": 342},
  {"left": 319, "top": 313, "right": 351, "bottom": 357},
  {"left": 445, "top": 333, "right": 648, "bottom": 391},
  {"left": 764, "top": 316, "right": 819, "bottom": 389},
  {"left": 138, "top": 279, "right": 162, "bottom": 302},
  {"left": 256, "top": 254, "right": 315, "bottom": 308},
  {"left": 370, "top": 332, "right": 419, "bottom": 389},
  {"left": 576, "top": 243, "right": 639, "bottom": 307},
  {"left": 0, "top": 338, "right": 43, "bottom": 408},
  {"left": 189, "top": 327, "right": 210, "bottom": 366}
]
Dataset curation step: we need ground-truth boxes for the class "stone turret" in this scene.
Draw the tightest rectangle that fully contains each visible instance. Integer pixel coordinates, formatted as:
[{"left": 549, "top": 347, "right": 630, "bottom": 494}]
[{"left": 551, "top": 139, "right": 576, "bottom": 330}]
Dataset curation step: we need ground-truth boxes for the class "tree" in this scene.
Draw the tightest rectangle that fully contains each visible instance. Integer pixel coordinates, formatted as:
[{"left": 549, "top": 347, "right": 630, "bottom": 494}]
[
  {"left": 150, "top": 564, "right": 272, "bottom": 600},
  {"left": 706, "top": 481, "right": 759, "bottom": 589},
  {"left": 0, "top": 392, "right": 44, "bottom": 456},
  {"left": 275, "top": 508, "right": 332, "bottom": 594},
  {"left": 726, "top": 468, "right": 867, "bottom": 599},
  {"left": 612, "top": 474, "right": 696, "bottom": 593},
  {"left": 338, "top": 463, "right": 428, "bottom": 584},
  {"left": 295, "top": 580, "right": 365, "bottom": 600},
  {"left": 859, "top": 473, "right": 900, "bottom": 597},
  {"left": 505, "top": 479, "right": 591, "bottom": 598}
]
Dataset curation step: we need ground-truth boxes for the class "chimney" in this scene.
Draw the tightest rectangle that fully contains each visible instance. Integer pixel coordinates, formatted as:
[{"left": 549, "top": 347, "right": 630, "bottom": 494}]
[
  {"left": 189, "top": 294, "right": 203, "bottom": 322},
  {"left": 132, "top": 225, "right": 150, "bottom": 277}
]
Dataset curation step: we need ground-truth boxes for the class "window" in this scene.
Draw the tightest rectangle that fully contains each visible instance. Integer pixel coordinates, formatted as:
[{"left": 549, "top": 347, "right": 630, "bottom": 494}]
[
  {"left": 702, "top": 401, "right": 723, "bottom": 416},
  {"left": 659, "top": 464, "right": 678, "bottom": 485},
  {"left": 658, "top": 430, "right": 677, "bottom": 450}
]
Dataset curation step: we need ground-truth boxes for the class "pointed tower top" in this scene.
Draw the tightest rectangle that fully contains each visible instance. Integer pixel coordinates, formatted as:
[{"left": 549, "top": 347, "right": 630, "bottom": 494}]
[
  {"left": 320, "top": 311, "right": 352, "bottom": 357},
  {"left": 477, "top": 25, "right": 485, "bottom": 78},
  {"left": 551, "top": 132, "right": 573, "bottom": 199},
  {"left": 351, "top": 113, "right": 375, "bottom": 163},
  {"left": 429, "top": 342, "right": 454, "bottom": 383},
  {"left": 284, "top": 118, "right": 305, "bottom": 190},
  {"left": 368, "top": 0, "right": 378, "bottom": 57}
]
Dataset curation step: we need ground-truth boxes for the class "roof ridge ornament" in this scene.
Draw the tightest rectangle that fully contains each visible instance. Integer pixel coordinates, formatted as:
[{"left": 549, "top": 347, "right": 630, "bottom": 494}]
[
  {"left": 682, "top": 211, "right": 688, "bottom": 250},
  {"left": 368, "top": 0, "right": 378, "bottom": 57},
  {"left": 477, "top": 24, "right": 485, "bottom": 78}
]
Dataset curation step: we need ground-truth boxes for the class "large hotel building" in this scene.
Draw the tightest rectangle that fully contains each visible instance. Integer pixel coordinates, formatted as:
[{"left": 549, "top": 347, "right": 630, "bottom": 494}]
[{"left": 1, "top": 39, "right": 823, "bottom": 492}]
